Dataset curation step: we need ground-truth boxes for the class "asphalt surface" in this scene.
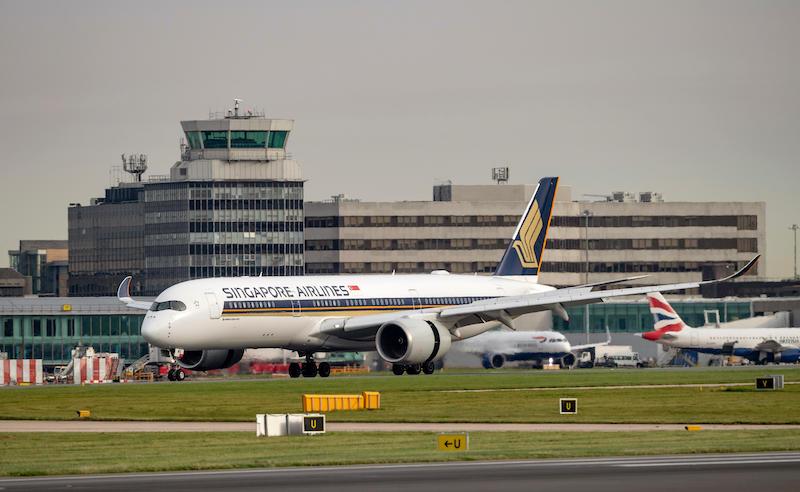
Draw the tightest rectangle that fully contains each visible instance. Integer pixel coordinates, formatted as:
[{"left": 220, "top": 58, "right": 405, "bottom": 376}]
[
  {"left": 4, "top": 420, "right": 800, "bottom": 432},
  {"left": 1, "top": 452, "right": 798, "bottom": 491}
]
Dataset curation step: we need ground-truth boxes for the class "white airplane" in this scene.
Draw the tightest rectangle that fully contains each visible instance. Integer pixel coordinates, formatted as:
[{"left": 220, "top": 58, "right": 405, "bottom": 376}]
[
  {"left": 118, "top": 176, "right": 759, "bottom": 378},
  {"left": 456, "top": 329, "right": 610, "bottom": 369},
  {"left": 640, "top": 292, "right": 800, "bottom": 364}
]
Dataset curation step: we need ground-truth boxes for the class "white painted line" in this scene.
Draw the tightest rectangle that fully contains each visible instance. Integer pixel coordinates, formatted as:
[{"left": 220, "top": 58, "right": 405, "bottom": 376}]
[{"left": 617, "top": 458, "right": 800, "bottom": 468}]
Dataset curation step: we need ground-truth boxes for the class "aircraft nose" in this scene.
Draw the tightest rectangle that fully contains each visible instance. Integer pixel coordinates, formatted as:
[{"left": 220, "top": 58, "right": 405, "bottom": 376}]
[{"left": 141, "top": 317, "right": 167, "bottom": 347}]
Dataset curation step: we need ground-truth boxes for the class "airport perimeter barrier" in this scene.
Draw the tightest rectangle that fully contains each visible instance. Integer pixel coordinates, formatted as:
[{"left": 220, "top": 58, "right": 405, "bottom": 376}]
[
  {"left": 0, "top": 359, "right": 43, "bottom": 385},
  {"left": 74, "top": 354, "right": 120, "bottom": 384},
  {"left": 302, "top": 391, "right": 381, "bottom": 412}
]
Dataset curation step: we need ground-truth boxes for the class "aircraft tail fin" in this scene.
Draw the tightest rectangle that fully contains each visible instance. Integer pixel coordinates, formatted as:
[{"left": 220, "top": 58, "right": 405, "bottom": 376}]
[
  {"left": 494, "top": 177, "right": 559, "bottom": 278},
  {"left": 641, "top": 292, "right": 691, "bottom": 341}
]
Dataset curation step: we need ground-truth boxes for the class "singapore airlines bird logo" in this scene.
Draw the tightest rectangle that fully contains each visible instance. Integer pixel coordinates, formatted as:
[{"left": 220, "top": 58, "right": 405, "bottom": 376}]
[{"left": 512, "top": 201, "right": 543, "bottom": 268}]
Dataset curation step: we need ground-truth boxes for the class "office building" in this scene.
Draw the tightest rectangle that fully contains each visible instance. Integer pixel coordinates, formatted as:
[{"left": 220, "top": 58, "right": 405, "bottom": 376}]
[
  {"left": 305, "top": 182, "right": 765, "bottom": 288},
  {"left": 8, "top": 240, "right": 69, "bottom": 296}
]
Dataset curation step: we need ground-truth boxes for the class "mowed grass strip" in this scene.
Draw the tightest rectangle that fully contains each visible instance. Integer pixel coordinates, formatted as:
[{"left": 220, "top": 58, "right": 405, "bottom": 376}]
[
  {"left": 2, "top": 430, "right": 800, "bottom": 477},
  {"left": 0, "top": 367, "right": 798, "bottom": 423}
]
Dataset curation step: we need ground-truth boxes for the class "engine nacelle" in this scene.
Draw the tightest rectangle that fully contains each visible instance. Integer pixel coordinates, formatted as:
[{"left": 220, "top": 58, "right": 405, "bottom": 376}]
[
  {"left": 561, "top": 353, "right": 576, "bottom": 368},
  {"left": 481, "top": 353, "right": 506, "bottom": 369},
  {"left": 774, "top": 350, "right": 800, "bottom": 364},
  {"left": 376, "top": 318, "right": 452, "bottom": 364},
  {"left": 176, "top": 349, "right": 244, "bottom": 371}
]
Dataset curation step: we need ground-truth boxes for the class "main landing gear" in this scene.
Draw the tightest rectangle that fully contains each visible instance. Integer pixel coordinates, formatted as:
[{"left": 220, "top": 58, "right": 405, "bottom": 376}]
[
  {"left": 167, "top": 367, "right": 186, "bottom": 381},
  {"left": 392, "top": 361, "right": 436, "bottom": 376},
  {"left": 288, "top": 354, "right": 331, "bottom": 378}
]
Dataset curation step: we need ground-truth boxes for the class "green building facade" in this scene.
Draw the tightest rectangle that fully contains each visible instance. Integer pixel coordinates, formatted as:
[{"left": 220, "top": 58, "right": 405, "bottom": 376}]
[
  {"left": 553, "top": 299, "right": 753, "bottom": 333},
  {"left": 0, "top": 298, "right": 149, "bottom": 366}
]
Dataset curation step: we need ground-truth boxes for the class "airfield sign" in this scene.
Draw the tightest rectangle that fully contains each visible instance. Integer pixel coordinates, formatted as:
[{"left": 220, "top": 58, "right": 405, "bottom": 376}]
[{"left": 437, "top": 433, "right": 469, "bottom": 452}]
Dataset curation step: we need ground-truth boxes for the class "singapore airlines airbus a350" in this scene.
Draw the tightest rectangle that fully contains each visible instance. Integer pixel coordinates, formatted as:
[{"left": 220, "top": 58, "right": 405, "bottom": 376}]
[{"left": 118, "top": 177, "right": 759, "bottom": 378}]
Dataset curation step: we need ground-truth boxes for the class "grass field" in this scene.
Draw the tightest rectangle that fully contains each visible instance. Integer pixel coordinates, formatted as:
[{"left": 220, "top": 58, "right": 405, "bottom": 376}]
[
  {"left": 2, "top": 430, "right": 800, "bottom": 477},
  {"left": 1, "top": 367, "right": 798, "bottom": 424}
]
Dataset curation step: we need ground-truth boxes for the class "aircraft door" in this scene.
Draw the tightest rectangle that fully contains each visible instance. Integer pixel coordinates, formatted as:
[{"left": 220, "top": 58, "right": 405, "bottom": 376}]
[
  {"left": 205, "top": 292, "right": 222, "bottom": 319},
  {"left": 690, "top": 332, "right": 699, "bottom": 346},
  {"left": 409, "top": 289, "right": 421, "bottom": 310},
  {"left": 291, "top": 300, "right": 302, "bottom": 317}
]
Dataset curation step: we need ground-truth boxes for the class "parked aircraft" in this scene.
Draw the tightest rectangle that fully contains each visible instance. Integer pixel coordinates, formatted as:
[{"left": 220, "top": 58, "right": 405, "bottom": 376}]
[
  {"left": 640, "top": 292, "right": 799, "bottom": 364},
  {"left": 118, "top": 176, "right": 759, "bottom": 378},
  {"left": 457, "top": 329, "right": 609, "bottom": 369}
]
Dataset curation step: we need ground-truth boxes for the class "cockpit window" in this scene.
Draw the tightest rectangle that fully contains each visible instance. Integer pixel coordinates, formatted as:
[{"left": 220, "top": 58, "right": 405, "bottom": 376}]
[{"left": 151, "top": 300, "right": 187, "bottom": 312}]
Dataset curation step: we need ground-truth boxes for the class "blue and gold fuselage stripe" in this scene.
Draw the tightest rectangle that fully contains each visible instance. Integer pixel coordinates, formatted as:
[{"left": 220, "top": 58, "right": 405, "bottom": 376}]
[{"left": 221, "top": 297, "right": 494, "bottom": 317}]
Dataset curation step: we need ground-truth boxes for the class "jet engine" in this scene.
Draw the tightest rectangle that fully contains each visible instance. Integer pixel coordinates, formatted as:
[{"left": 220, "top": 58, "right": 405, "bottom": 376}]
[
  {"left": 560, "top": 353, "right": 576, "bottom": 368},
  {"left": 773, "top": 350, "right": 800, "bottom": 364},
  {"left": 176, "top": 349, "right": 245, "bottom": 371},
  {"left": 481, "top": 353, "right": 506, "bottom": 369},
  {"left": 376, "top": 318, "right": 452, "bottom": 364}
]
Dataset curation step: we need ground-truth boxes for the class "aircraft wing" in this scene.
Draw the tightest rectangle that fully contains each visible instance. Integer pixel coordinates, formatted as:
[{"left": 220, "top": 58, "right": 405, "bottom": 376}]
[
  {"left": 117, "top": 276, "right": 152, "bottom": 310},
  {"left": 330, "top": 255, "right": 759, "bottom": 336},
  {"left": 754, "top": 339, "right": 798, "bottom": 353}
]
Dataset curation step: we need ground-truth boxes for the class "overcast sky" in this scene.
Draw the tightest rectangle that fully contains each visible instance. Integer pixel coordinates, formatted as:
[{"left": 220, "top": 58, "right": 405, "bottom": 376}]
[{"left": 0, "top": 0, "right": 798, "bottom": 277}]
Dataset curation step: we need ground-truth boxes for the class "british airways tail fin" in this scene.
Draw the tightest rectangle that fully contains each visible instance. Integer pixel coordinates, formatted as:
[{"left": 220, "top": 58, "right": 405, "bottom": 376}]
[
  {"left": 641, "top": 292, "right": 692, "bottom": 341},
  {"left": 494, "top": 176, "right": 559, "bottom": 278}
]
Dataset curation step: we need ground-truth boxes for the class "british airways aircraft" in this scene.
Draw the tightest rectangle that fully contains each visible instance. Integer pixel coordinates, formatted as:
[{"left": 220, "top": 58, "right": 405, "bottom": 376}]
[
  {"left": 641, "top": 292, "right": 799, "bottom": 364},
  {"left": 456, "top": 329, "right": 610, "bottom": 369},
  {"left": 118, "top": 177, "right": 759, "bottom": 378}
]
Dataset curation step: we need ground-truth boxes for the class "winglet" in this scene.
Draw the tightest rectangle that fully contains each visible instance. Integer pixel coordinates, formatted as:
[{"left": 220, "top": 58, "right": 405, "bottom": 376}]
[
  {"left": 117, "top": 276, "right": 151, "bottom": 310},
  {"left": 697, "top": 255, "right": 760, "bottom": 286},
  {"left": 117, "top": 276, "right": 133, "bottom": 301}
]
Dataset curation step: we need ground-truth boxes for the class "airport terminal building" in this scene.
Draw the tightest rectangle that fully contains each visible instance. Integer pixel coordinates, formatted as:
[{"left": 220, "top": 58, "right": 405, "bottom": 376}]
[
  {"left": 68, "top": 109, "right": 304, "bottom": 296},
  {"left": 305, "top": 182, "right": 765, "bottom": 288}
]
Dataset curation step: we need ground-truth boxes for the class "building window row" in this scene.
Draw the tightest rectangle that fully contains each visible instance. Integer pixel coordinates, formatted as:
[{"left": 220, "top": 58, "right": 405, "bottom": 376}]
[
  {"left": 187, "top": 199, "right": 304, "bottom": 211},
  {"left": 185, "top": 130, "right": 288, "bottom": 150},
  {"left": 305, "top": 238, "right": 509, "bottom": 251},
  {"left": 306, "top": 215, "right": 520, "bottom": 228},
  {"left": 551, "top": 215, "right": 758, "bottom": 230},
  {"left": 306, "top": 214, "right": 758, "bottom": 230},
  {"left": 188, "top": 221, "right": 304, "bottom": 233},
  {"left": 187, "top": 266, "right": 304, "bottom": 278},
  {"left": 306, "top": 261, "right": 499, "bottom": 275},
  {"left": 547, "top": 238, "right": 758, "bottom": 253},
  {"left": 539, "top": 261, "right": 751, "bottom": 274}
]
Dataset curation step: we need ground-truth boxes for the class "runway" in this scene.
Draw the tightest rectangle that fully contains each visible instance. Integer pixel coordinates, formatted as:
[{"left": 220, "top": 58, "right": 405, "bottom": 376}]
[
  {"left": 1, "top": 452, "right": 798, "bottom": 491},
  {"left": 4, "top": 420, "right": 800, "bottom": 432}
]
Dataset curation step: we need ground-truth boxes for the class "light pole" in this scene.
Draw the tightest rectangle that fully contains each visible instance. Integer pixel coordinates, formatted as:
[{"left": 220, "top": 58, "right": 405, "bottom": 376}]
[
  {"left": 582, "top": 210, "right": 593, "bottom": 343},
  {"left": 791, "top": 224, "right": 799, "bottom": 279}
]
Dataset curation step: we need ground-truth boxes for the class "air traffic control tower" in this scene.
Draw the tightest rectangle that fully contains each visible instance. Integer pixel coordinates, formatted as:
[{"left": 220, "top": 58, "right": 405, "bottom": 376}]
[{"left": 69, "top": 102, "right": 305, "bottom": 296}]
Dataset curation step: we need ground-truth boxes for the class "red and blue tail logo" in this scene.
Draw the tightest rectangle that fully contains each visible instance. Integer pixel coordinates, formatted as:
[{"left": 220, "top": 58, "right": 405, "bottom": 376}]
[{"left": 641, "top": 292, "right": 689, "bottom": 341}]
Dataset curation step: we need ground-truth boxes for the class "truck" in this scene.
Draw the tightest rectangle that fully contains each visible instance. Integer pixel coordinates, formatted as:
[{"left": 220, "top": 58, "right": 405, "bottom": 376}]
[{"left": 594, "top": 345, "right": 643, "bottom": 368}]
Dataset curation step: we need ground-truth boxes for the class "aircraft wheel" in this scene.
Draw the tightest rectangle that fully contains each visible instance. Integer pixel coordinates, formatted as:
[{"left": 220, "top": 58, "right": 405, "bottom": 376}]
[
  {"left": 318, "top": 362, "right": 331, "bottom": 378},
  {"left": 167, "top": 369, "right": 176, "bottom": 381},
  {"left": 406, "top": 364, "right": 421, "bottom": 375},
  {"left": 288, "top": 362, "right": 302, "bottom": 378},
  {"left": 175, "top": 369, "right": 186, "bottom": 381},
  {"left": 392, "top": 364, "right": 406, "bottom": 376},
  {"left": 422, "top": 361, "right": 435, "bottom": 374},
  {"left": 302, "top": 362, "right": 318, "bottom": 378}
]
